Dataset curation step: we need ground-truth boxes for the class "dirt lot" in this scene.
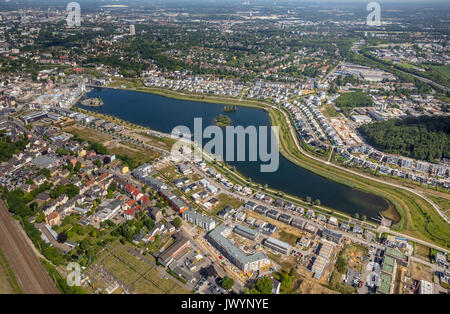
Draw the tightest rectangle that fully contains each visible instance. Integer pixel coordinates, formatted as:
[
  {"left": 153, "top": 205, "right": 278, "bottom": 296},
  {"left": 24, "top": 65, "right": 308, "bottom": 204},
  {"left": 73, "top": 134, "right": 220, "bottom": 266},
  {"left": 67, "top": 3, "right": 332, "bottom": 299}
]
[
  {"left": 339, "top": 241, "right": 367, "bottom": 272},
  {"left": 410, "top": 261, "right": 433, "bottom": 282},
  {"left": 393, "top": 266, "right": 407, "bottom": 294},
  {"left": 246, "top": 210, "right": 305, "bottom": 240},
  {"left": 413, "top": 242, "right": 430, "bottom": 261},
  {"left": 295, "top": 276, "right": 339, "bottom": 294}
]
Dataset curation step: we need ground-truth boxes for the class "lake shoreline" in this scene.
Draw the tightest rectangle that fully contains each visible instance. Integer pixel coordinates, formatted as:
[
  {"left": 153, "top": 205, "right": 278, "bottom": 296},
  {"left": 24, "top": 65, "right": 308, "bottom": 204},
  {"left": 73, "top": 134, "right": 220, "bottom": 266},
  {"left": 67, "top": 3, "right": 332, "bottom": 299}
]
[{"left": 76, "top": 87, "right": 390, "bottom": 220}]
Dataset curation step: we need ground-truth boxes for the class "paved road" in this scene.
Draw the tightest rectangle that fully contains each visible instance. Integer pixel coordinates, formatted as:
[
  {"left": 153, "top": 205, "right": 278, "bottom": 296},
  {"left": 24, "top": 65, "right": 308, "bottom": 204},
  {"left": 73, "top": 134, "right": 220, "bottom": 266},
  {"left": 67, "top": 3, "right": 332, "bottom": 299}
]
[
  {"left": 377, "top": 226, "right": 450, "bottom": 254},
  {"left": 0, "top": 200, "right": 59, "bottom": 294}
]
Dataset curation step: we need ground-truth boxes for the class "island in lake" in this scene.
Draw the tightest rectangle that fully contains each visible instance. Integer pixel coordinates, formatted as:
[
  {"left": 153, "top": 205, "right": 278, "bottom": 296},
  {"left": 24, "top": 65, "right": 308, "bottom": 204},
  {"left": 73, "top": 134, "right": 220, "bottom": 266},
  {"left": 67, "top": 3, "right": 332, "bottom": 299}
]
[
  {"left": 81, "top": 97, "right": 104, "bottom": 107},
  {"left": 215, "top": 114, "right": 232, "bottom": 126}
]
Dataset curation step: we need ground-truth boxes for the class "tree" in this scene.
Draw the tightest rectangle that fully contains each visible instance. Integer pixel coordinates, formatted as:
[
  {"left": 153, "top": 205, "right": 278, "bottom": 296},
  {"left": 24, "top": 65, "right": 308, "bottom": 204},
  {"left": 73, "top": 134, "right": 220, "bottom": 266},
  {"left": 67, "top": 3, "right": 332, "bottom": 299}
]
[
  {"left": 358, "top": 116, "right": 449, "bottom": 162},
  {"left": 306, "top": 196, "right": 312, "bottom": 204},
  {"left": 250, "top": 276, "right": 273, "bottom": 294},
  {"left": 57, "top": 232, "right": 68, "bottom": 243},
  {"left": 336, "top": 255, "right": 347, "bottom": 273},
  {"left": 93, "top": 159, "right": 102, "bottom": 168},
  {"left": 354, "top": 213, "right": 360, "bottom": 220},
  {"left": 280, "top": 271, "right": 294, "bottom": 293},
  {"left": 36, "top": 212, "right": 45, "bottom": 223},
  {"left": 221, "top": 276, "right": 234, "bottom": 290},
  {"left": 362, "top": 215, "right": 367, "bottom": 221},
  {"left": 314, "top": 199, "right": 321, "bottom": 206},
  {"left": 172, "top": 217, "right": 182, "bottom": 229}
]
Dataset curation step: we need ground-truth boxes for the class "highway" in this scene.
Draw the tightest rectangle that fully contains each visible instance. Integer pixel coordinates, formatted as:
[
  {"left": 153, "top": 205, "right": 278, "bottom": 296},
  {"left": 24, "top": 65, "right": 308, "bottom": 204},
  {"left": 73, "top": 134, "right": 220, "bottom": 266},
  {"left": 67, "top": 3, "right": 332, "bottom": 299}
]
[{"left": 0, "top": 200, "right": 59, "bottom": 294}]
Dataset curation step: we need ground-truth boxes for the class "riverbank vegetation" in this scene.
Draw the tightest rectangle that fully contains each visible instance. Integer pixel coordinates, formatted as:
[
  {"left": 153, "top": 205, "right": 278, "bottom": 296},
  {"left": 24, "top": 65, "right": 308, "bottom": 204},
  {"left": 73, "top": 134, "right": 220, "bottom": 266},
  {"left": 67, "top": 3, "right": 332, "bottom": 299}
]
[
  {"left": 268, "top": 108, "right": 450, "bottom": 249},
  {"left": 215, "top": 114, "right": 232, "bottom": 126},
  {"left": 83, "top": 84, "right": 450, "bottom": 249}
]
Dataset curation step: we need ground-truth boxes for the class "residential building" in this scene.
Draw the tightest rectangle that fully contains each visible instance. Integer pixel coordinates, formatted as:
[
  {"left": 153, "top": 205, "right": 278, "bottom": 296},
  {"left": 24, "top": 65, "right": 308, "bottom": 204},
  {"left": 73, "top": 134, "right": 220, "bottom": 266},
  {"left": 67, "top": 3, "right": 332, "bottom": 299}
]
[
  {"left": 158, "top": 233, "right": 190, "bottom": 267},
  {"left": 264, "top": 237, "right": 290, "bottom": 255},
  {"left": 233, "top": 224, "right": 260, "bottom": 241},
  {"left": 182, "top": 208, "right": 216, "bottom": 231},
  {"left": 207, "top": 225, "right": 270, "bottom": 272}
]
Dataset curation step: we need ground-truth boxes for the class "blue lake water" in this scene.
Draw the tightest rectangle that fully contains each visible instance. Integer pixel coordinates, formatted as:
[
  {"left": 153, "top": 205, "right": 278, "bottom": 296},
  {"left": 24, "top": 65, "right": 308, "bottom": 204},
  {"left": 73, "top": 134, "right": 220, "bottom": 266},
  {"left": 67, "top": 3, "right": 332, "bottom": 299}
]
[{"left": 77, "top": 88, "right": 390, "bottom": 219}]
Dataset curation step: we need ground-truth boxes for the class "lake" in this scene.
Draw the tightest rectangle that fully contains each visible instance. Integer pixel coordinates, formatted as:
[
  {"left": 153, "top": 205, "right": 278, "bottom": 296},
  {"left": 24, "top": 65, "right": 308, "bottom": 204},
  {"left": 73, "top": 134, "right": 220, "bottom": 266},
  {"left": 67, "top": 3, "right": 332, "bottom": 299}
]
[{"left": 77, "top": 88, "right": 390, "bottom": 219}]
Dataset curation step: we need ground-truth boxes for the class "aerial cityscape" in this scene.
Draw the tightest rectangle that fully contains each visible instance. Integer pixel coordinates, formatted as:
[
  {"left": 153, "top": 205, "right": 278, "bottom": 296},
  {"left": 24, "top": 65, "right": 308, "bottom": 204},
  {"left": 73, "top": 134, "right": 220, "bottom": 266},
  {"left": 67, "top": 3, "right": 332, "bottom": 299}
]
[{"left": 0, "top": 0, "right": 448, "bottom": 300}]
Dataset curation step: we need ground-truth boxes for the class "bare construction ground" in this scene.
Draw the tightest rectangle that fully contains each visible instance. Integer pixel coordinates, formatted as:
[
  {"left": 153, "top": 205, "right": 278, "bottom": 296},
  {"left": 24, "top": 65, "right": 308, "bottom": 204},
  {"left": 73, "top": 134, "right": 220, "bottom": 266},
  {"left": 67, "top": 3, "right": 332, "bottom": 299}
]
[{"left": 0, "top": 200, "right": 59, "bottom": 294}]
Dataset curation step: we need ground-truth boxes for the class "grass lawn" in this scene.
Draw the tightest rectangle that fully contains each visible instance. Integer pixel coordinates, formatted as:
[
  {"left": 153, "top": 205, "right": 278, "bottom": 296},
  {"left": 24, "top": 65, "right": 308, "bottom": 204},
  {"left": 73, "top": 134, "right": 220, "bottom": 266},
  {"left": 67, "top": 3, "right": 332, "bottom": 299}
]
[
  {"left": 137, "top": 132, "right": 176, "bottom": 151},
  {"left": 397, "top": 62, "right": 416, "bottom": 70},
  {"left": 93, "top": 245, "right": 188, "bottom": 294},
  {"left": 278, "top": 230, "right": 299, "bottom": 246},
  {"left": 322, "top": 103, "right": 340, "bottom": 118},
  {"left": 425, "top": 193, "right": 449, "bottom": 212},
  {"left": 430, "top": 65, "right": 450, "bottom": 80},
  {"left": 413, "top": 242, "right": 431, "bottom": 261},
  {"left": 147, "top": 234, "right": 174, "bottom": 255},
  {"left": 213, "top": 193, "right": 244, "bottom": 215},
  {"left": 268, "top": 108, "right": 450, "bottom": 249},
  {"left": 64, "top": 125, "right": 111, "bottom": 143},
  {"left": 110, "top": 141, "right": 158, "bottom": 164}
]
